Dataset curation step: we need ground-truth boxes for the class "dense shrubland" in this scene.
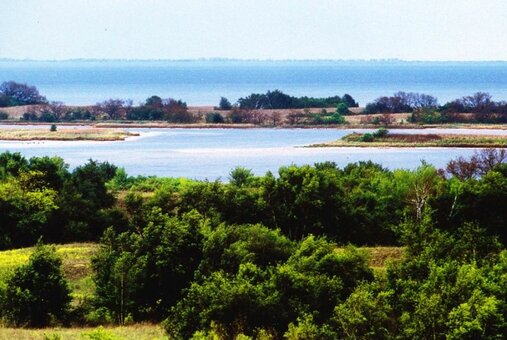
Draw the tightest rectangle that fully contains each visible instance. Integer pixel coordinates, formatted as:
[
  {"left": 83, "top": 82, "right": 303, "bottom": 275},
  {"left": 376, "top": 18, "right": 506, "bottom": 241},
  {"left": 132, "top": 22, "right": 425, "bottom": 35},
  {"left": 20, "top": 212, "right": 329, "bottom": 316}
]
[
  {"left": 0, "top": 150, "right": 505, "bottom": 338},
  {"left": 235, "top": 90, "right": 358, "bottom": 110}
]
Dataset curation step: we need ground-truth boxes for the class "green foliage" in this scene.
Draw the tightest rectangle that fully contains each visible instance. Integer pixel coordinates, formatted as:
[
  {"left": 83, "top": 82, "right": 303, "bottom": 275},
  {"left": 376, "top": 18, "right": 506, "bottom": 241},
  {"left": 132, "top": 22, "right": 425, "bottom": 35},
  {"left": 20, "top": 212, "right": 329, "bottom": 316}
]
[
  {"left": 332, "top": 282, "right": 393, "bottom": 339},
  {"left": 92, "top": 210, "right": 204, "bottom": 323},
  {"left": 82, "top": 326, "right": 121, "bottom": 340},
  {"left": 0, "top": 111, "right": 9, "bottom": 120},
  {"left": 0, "top": 171, "right": 58, "bottom": 248},
  {"left": 0, "top": 243, "right": 71, "bottom": 327},
  {"left": 373, "top": 127, "right": 389, "bottom": 138},
  {"left": 0, "top": 151, "right": 506, "bottom": 339},
  {"left": 238, "top": 90, "right": 357, "bottom": 109},
  {"left": 50, "top": 124, "right": 57, "bottom": 132},
  {"left": 205, "top": 112, "right": 225, "bottom": 123},
  {"left": 285, "top": 314, "right": 336, "bottom": 339},
  {"left": 166, "top": 236, "right": 373, "bottom": 338},
  {"left": 229, "top": 166, "right": 254, "bottom": 187},
  {"left": 360, "top": 133, "right": 374, "bottom": 142},
  {"left": 218, "top": 97, "right": 232, "bottom": 110},
  {"left": 336, "top": 102, "right": 350, "bottom": 115},
  {"left": 197, "top": 224, "right": 294, "bottom": 276}
]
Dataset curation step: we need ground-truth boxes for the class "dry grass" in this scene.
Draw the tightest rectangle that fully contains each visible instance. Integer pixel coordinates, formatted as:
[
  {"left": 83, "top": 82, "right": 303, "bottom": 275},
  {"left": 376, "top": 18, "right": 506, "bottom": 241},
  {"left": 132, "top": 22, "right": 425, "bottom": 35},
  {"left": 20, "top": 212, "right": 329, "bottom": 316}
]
[
  {"left": 362, "top": 246, "right": 405, "bottom": 270},
  {"left": 314, "top": 132, "right": 507, "bottom": 148},
  {"left": 335, "top": 246, "right": 404, "bottom": 270},
  {"left": 0, "top": 324, "right": 166, "bottom": 340},
  {"left": 0, "top": 128, "right": 138, "bottom": 141}
]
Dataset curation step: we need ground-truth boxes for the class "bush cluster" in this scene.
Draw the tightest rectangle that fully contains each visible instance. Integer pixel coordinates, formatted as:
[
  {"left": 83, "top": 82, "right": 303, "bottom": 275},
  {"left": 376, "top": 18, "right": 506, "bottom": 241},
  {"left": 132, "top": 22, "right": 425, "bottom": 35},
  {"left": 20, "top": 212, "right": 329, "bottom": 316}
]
[{"left": 0, "top": 150, "right": 506, "bottom": 337}]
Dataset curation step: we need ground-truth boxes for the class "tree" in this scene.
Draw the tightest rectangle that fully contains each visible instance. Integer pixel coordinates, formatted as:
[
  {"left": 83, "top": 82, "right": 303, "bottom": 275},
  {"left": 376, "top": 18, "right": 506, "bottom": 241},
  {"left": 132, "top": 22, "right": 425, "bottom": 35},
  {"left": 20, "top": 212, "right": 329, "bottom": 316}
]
[
  {"left": 93, "top": 210, "right": 204, "bottom": 323},
  {"left": 218, "top": 97, "right": 232, "bottom": 110},
  {"left": 0, "top": 81, "right": 47, "bottom": 106},
  {"left": 336, "top": 102, "right": 350, "bottom": 115},
  {"left": 205, "top": 112, "right": 224, "bottom": 124},
  {"left": 96, "top": 99, "right": 128, "bottom": 120},
  {"left": 0, "top": 243, "right": 71, "bottom": 327}
]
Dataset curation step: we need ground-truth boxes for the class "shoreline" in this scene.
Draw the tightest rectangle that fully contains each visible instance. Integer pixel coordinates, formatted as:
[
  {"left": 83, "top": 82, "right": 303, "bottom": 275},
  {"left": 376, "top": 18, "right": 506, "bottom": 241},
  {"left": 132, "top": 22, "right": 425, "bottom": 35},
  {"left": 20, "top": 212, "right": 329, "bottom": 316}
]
[
  {"left": 311, "top": 132, "right": 507, "bottom": 148},
  {"left": 0, "top": 128, "right": 138, "bottom": 142},
  {"left": 1, "top": 120, "right": 507, "bottom": 130}
]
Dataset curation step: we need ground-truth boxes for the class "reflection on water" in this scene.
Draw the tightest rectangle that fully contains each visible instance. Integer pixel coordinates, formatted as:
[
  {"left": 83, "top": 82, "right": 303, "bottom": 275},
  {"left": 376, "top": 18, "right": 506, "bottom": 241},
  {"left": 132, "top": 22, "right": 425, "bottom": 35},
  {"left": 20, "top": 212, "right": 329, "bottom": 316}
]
[{"left": 0, "top": 127, "right": 505, "bottom": 180}]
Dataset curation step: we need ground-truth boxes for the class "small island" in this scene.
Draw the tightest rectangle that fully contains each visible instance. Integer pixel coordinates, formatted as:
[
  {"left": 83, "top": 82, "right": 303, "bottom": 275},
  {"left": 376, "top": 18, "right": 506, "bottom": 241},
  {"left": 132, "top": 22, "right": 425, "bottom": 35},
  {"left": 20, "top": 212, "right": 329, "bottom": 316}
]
[
  {"left": 0, "top": 127, "right": 138, "bottom": 141},
  {"left": 311, "top": 128, "right": 507, "bottom": 148}
]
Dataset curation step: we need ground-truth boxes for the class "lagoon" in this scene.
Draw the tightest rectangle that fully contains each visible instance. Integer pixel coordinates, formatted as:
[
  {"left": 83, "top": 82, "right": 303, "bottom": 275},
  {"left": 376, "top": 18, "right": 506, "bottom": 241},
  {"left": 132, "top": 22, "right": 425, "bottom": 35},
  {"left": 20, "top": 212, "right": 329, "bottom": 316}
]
[{"left": 0, "top": 127, "right": 504, "bottom": 179}]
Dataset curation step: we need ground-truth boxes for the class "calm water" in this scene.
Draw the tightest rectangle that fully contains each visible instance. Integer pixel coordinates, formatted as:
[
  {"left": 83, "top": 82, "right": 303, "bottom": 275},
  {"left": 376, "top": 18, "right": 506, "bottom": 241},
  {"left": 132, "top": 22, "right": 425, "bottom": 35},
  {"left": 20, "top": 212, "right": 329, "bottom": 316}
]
[
  {"left": 0, "top": 127, "right": 503, "bottom": 179},
  {"left": 1, "top": 60, "right": 507, "bottom": 106}
]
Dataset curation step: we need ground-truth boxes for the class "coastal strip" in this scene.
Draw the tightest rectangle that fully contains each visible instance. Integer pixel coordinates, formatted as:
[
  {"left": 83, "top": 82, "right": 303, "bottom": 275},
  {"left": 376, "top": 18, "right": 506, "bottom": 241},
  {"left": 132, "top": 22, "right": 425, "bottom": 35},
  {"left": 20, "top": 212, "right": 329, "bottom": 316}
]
[
  {"left": 0, "top": 128, "right": 138, "bottom": 141},
  {"left": 310, "top": 132, "right": 507, "bottom": 148}
]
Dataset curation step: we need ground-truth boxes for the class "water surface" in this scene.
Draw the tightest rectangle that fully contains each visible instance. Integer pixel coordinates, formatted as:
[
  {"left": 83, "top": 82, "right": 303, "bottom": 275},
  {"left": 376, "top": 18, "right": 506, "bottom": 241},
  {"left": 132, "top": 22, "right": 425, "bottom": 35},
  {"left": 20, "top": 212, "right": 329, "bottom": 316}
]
[
  {"left": 0, "top": 127, "right": 503, "bottom": 179},
  {"left": 1, "top": 60, "right": 507, "bottom": 106}
]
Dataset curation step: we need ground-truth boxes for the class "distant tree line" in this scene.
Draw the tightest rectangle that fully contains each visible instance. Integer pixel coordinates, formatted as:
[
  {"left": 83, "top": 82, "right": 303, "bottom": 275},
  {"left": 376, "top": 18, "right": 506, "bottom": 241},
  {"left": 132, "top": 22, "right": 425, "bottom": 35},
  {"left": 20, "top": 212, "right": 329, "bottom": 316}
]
[
  {"left": 234, "top": 90, "right": 358, "bottom": 110},
  {"left": 4, "top": 80, "right": 507, "bottom": 125},
  {"left": 365, "top": 91, "right": 507, "bottom": 124}
]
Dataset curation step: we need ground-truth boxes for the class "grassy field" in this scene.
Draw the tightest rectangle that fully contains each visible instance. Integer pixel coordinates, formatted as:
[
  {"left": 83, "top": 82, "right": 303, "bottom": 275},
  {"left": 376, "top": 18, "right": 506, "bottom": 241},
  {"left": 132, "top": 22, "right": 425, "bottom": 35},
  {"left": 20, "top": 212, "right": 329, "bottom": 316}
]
[
  {"left": 312, "top": 132, "right": 507, "bottom": 148},
  {"left": 0, "top": 324, "right": 166, "bottom": 340},
  {"left": 0, "top": 243, "right": 98, "bottom": 301},
  {"left": 0, "top": 128, "right": 138, "bottom": 141}
]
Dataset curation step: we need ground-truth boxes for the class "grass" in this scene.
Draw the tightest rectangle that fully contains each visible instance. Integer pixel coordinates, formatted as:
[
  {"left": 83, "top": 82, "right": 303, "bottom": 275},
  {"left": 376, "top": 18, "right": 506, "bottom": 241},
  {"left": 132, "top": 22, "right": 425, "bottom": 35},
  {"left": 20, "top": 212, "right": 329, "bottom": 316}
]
[
  {"left": 335, "top": 246, "right": 405, "bottom": 271},
  {"left": 0, "top": 128, "right": 138, "bottom": 141},
  {"left": 362, "top": 246, "right": 405, "bottom": 270},
  {"left": 312, "top": 132, "right": 507, "bottom": 148},
  {"left": 0, "top": 324, "right": 166, "bottom": 340},
  {"left": 0, "top": 243, "right": 98, "bottom": 301}
]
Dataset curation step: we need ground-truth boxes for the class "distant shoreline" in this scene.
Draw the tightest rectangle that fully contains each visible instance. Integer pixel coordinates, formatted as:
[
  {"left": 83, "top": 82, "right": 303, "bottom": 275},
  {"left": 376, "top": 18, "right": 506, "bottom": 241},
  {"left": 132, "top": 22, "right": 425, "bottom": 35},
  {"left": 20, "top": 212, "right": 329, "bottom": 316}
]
[{"left": 1, "top": 58, "right": 507, "bottom": 64}]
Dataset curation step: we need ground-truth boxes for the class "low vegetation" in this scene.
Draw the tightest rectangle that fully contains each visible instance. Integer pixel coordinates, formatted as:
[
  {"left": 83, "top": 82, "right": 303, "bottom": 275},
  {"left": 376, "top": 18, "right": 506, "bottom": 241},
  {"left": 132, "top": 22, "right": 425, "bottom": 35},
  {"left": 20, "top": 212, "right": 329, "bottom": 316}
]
[
  {"left": 314, "top": 129, "right": 507, "bottom": 147},
  {"left": 0, "top": 324, "right": 165, "bottom": 340},
  {"left": 0, "top": 128, "right": 138, "bottom": 141}
]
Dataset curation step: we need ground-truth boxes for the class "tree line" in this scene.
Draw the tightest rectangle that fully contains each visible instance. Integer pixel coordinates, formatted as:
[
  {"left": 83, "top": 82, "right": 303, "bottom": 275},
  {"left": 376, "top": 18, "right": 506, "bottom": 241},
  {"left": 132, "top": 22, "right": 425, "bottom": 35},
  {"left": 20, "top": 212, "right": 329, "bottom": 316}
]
[
  {"left": 365, "top": 91, "right": 507, "bottom": 124},
  {"left": 3, "top": 80, "right": 507, "bottom": 125},
  {"left": 0, "top": 150, "right": 505, "bottom": 338}
]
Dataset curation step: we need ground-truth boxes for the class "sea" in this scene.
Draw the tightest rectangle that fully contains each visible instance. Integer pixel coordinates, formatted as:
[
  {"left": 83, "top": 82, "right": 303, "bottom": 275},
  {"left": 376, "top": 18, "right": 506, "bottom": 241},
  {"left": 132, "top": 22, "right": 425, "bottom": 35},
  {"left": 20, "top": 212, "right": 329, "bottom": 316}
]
[
  {"left": 1, "top": 60, "right": 507, "bottom": 178},
  {"left": 0, "top": 127, "right": 503, "bottom": 179},
  {"left": 1, "top": 60, "right": 507, "bottom": 106}
]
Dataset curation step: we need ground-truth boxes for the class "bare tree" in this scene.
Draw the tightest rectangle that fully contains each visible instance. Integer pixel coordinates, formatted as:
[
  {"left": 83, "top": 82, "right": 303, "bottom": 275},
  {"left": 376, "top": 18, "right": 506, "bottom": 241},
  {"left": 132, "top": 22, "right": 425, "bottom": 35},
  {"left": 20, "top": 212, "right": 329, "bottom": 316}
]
[
  {"left": 46, "top": 101, "right": 68, "bottom": 120},
  {"left": 96, "top": 99, "right": 127, "bottom": 120},
  {"left": 249, "top": 110, "right": 268, "bottom": 125},
  {"left": 270, "top": 111, "right": 283, "bottom": 126},
  {"left": 445, "top": 148, "right": 506, "bottom": 179},
  {"left": 287, "top": 111, "right": 305, "bottom": 125}
]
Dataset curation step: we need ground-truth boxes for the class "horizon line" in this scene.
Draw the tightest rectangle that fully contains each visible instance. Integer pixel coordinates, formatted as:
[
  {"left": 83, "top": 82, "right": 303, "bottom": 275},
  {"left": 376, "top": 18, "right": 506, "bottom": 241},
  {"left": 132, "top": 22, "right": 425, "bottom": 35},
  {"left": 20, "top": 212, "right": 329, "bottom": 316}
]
[{"left": 1, "top": 58, "right": 507, "bottom": 63}]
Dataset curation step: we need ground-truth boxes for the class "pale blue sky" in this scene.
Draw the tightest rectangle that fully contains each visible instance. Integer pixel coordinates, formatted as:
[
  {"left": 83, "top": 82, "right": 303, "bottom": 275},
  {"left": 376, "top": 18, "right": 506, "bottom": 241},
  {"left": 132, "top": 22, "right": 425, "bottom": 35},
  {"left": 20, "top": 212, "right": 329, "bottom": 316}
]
[{"left": 1, "top": 0, "right": 506, "bottom": 60}]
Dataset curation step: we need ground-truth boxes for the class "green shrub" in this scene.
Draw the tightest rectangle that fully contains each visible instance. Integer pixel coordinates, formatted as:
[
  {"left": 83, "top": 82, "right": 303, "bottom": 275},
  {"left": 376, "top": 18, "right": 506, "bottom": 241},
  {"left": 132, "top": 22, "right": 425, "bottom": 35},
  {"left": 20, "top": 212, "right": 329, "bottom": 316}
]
[
  {"left": 82, "top": 327, "right": 121, "bottom": 340},
  {"left": 360, "top": 133, "right": 374, "bottom": 142},
  {"left": 373, "top": 128, "right": 389, "bottom": 138},
  {"left": 205, "top": 112, "right": 225, "bottom": 123},
  {"left": 0, "top": 111, "right": 9, "bottom": 120},
  {"left": 50, "top": 124, "right": 57, "bottom": 132},
  {"left": 0, "top": 243, "right": 71, "bottom": 327},
  {"left": 336, "top": 102, "right": 350, "bottom": 115}
]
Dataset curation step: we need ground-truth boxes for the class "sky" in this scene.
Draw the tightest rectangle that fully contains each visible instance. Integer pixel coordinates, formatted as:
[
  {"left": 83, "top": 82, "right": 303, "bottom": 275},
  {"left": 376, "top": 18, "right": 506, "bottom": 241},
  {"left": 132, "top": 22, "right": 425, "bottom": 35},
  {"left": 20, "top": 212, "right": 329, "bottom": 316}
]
[{"left": 1, "top": 0, "right": 506, "bottom": 61}]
